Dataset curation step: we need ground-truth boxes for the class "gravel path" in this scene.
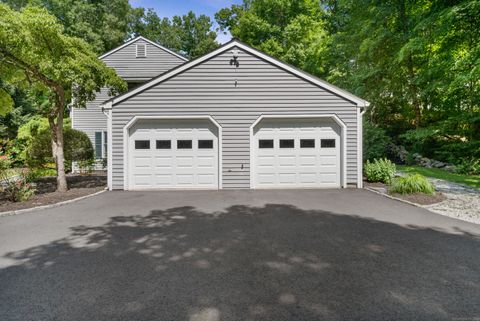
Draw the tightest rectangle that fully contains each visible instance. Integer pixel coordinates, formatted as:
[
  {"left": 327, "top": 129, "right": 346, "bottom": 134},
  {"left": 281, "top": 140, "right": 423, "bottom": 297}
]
[{"left": 422, "top": 178, "right": 480, "bottom": 225}]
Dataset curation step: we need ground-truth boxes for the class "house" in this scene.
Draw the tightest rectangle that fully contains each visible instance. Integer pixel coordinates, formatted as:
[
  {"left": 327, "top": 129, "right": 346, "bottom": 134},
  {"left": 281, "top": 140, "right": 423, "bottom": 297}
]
[{"left": 72, "top": 36, "right": 369, "bottom": 191}]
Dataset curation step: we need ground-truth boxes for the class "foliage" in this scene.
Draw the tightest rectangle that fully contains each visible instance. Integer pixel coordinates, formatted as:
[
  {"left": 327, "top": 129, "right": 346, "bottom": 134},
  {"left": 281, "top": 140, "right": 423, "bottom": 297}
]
[
  {"left": 77, "top": 158, "right": 95, "bottom": 174},
  {"left": 215, "top": 0, "right": 330, "bottom": 75},
  {"left": 0, "top": 3, "right": 126, "bottom": 191},
  {"left": 456, "top": 158, "right": 480, "bottom": 176},
  {"left": 25, "top": 167, "right": 56, "bottom": 181},
  {"left": 364, "top": 158, "right": 396, "bottom": 184},
  {"left": 17, "top": 117, "right": 94, "bottom": 167},
  {"left": 390, "top": 174, "right": 435, "bottom": 195},
  {"left": 131, "top": 9, "right": 219, "bottom": 59},
  {"left": 2, "top": 0, "right": 133, "bottom": 54},
  {"left": 397, "top": 165, "right": 480, "bottom": 190},
  {"left": 0, "top": 155, "right": 12, "bottom": 181},
  {"left": 363, "top": 120, "right": 391, "bottom": 161},
  {"left": 2, "top": 169, "right": 36, "bottom": 202}
]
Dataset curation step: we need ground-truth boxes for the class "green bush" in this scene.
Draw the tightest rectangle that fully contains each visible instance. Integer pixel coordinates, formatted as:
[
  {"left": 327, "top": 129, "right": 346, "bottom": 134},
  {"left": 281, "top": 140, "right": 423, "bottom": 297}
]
[
  {"left": 2, "top": 169, "right": 36, "bottom": 202},
  {"left": 17, "top": 117, "right": 94, "bottom": 168},
  {"left": 456, "top": 158, "right": 480, "bottom": 176},
  {"left": 364, "top": 158, "right": 396, "bottom": 184},
  {"left": 363, "top": 120, "right": 391, "bottom": 161},
  {"left": 390, "top": 174, "right": 435, "bottom": 195}
]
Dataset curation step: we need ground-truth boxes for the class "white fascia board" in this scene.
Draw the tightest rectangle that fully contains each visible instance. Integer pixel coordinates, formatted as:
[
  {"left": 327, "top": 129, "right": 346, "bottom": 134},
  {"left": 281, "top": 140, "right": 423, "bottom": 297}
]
[
  {"left": 98, "top": 36, "right": 188, "bottom": 62},
  {"left": 105, "top": 40, "right": 368, "bottom": 108}
]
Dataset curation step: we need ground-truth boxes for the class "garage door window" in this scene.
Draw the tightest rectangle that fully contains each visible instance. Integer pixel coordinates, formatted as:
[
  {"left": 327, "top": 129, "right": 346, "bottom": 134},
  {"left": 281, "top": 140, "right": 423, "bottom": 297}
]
[
  {"left": 259, "top": 139, "right": 273, "bottom": 148},
  {"left": 198, "top": 140, "right": 213, "bottom": 149},
  {"left": 156, "top": 140, "right": 171, "bottom": 149},
  {"left": 135, "top": 140, "right": 150, "bottom": 149},
  {"left": 300, "top": 139, "right": 315, "bottom": 148},
  {"left": 280, "top": 139, "right": 295, "bottom": 148},
  {"left": 321, "top": 139, "right": 335, "bottom": 148},
  {"left": 177, "top": 140, "right": 192, "bottom": 149}
]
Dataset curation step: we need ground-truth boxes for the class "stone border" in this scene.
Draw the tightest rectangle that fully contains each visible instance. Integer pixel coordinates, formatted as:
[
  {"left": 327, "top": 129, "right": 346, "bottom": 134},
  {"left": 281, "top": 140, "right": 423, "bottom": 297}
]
[
  {"left": 0, "top": 188, "right": 107, "bottom": 218},
  {"left": 365, "top": 187, "right": 480, "bottom": 225}
]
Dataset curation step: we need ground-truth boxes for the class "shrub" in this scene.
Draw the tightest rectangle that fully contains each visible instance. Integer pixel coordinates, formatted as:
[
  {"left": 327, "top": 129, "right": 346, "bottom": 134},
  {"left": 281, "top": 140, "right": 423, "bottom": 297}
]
[
  {"left": 364, "top": 158, "right": 396, "bottom": 184},
  {"left": 2, "top": 169, "right": 36, "bottom": 202},
  {"left": 390, "top": 174, "right": 435, "bottom": 195},
  {"left": 363, "top": 120, "right": 391, "bottom": 161},
  {"left": 17, "top": 117, "right": 94, "bottom": 168},
  {"left": 456, "top": 158, "right": 480, "bottom": 176}
]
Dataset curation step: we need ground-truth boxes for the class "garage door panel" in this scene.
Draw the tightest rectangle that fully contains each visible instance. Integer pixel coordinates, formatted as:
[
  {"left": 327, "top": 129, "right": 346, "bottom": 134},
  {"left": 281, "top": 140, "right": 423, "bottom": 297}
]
[
  {"left": 176, "top": 174, "right": 195, "bottom": 185},
  {"left": 134, "top": 156, "right": 151, "bottom": 168},
  {"left": 278, "top": 156, "right": 296, "bottom": 167},
  {"left": 198, "top": 174, "right": 215, "bottom": 185},
  {"left": 177, "top": 156, "right": 194, "bottom": 168},
  {"left": 129, "top": 120, "right": 218, "bottom": 190},
  {"left": 154, "top": 156, "right": 173, "bottom": 168},
  {"left": 253, "top": 119, "right": 341, "bottom": 189},
  {"left": 155, "top": 174, "right": 173, "bottom": 185},
  {"left": 197, "top": 156, "right": 215, "bottom": 168},
  {"left": 278, "top": 173, "right": 296, "bottom": 184},
  {"left": 134, "top": 174, "right": 152, "bottom": 186},
  {"left": 299, "top": 173, "right": 317, "bottom": 184}
]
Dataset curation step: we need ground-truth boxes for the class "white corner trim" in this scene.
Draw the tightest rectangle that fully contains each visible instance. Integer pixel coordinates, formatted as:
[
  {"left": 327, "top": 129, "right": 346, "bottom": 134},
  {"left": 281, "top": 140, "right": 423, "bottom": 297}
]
[
  {"left": 357, "top": 108, "right": 366, "bottom": 188},
  {"left": 106, "top": 40, "right": 368, "bottom": 107},
  {"left": 248, "top": 114, "right": 348, "bottom": 189},
  {"left": 102, "top": 102, "right": 113, "bottom": 190},
  {"left": 122, "top": 115, "right": 223, "bottom": 191},
  {"left": 99, "top": 36, "right": 187, "bottom": 61}
]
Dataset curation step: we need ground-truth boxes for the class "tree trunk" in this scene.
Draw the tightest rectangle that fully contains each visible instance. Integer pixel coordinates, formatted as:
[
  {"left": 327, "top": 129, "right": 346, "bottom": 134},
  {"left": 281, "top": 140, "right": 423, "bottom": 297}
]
[{"left": 49, "top": 88, "right": 68, "bottom": 192}]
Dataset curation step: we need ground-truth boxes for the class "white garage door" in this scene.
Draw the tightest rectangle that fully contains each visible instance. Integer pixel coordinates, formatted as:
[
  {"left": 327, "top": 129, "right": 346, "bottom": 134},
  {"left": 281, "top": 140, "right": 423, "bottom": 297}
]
[
  {"left": 252, "top": 118, "right": 341, "bottom": 189},
  {"left": 128, "top": 119, "right": 219, "bottom": 190}
]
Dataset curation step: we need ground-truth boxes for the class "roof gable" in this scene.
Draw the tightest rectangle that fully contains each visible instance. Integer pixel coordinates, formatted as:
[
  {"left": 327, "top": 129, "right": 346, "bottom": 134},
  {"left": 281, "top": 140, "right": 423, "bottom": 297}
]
[
  {"left": 103, "top": 39, "right": 368, "bottom": 107},
  {"left": 99, "top": 36, "right": 187, "bottom": 61}
]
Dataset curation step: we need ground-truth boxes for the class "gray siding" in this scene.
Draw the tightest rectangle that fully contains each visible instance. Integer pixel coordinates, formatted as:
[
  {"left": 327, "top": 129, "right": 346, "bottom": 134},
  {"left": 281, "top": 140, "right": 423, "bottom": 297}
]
[
  {"left": 111, "top": 47, "right": 359, "bottom": 189},
  {"left": 72, "top": 38, "right": 186, "bottom": 163},
  {"left": 72, "top": 88, "right": 109, "bottom": 144},
  {"left": 101, "top": 39, "right": 186, "bottom": 81}
]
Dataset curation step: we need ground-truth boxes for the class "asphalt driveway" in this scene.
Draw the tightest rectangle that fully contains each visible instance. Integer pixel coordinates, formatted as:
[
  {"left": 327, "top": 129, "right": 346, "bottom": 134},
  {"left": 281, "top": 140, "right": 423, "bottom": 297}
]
[{"left": 1, "top": 189, "right": 479, "bottom": 321}]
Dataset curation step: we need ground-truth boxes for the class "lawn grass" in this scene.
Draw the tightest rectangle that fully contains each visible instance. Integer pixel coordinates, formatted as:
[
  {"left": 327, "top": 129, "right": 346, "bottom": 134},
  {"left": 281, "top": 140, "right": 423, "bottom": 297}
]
[{"left": 396, "top": 165, "right": 480, "bottom": 189}]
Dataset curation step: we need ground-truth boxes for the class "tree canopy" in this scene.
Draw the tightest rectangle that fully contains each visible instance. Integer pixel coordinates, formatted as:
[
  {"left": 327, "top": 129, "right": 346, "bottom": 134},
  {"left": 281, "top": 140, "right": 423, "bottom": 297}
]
[
  {"left": 0, "top": 3, "right": 126, "bottom": 190},
  {"left": 216, "top": 0, "right": 480, "bottom": 164}
]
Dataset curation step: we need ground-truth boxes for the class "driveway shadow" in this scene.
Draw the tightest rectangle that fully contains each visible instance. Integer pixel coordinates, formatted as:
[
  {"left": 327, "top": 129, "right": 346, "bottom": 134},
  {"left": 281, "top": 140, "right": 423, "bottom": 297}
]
[{"left": 1, "top": 204, "right": 479, "bottom": 320}]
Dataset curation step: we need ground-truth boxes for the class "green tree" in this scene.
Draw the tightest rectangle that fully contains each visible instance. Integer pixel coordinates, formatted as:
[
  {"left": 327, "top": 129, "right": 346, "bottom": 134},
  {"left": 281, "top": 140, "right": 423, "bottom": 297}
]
[
  {"left": 215, "top": 0, "right": 330, "bottom": 76},
  {"left": 132, "top": 9, "right": 219, "bottom": 59},
  {"left": 0, "top": 4, "right": 126, "bottom": 191},
  {"left": 2, "top": 0, "right": 133, "bottom": 53}
]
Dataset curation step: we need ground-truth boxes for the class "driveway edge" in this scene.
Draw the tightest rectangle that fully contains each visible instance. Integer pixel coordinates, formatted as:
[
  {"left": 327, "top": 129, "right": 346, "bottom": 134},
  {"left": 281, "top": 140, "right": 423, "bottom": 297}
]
[
  {"left": 365, "top": 187, "right": 429, "bottom": 208},
  {"left": 0, "top": 188, "right": 107, "bottom": 218}
]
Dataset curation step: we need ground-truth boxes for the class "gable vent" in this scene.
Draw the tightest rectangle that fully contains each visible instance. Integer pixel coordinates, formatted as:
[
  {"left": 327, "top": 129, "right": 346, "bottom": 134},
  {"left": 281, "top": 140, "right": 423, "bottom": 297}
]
[{"left": 136, "top": 44, "right": 147, "bottom": 58}]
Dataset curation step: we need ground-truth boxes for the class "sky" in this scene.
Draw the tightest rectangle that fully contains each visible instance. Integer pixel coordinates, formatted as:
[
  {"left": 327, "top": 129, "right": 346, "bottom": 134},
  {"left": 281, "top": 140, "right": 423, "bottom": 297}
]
[{"left": 129, "top": 0, "right": 242, "bottom": 43}]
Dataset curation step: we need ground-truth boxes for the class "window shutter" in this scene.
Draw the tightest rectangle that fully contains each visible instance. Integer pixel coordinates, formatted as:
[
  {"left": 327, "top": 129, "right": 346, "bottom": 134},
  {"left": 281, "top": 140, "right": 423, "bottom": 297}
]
[
  {"left": 136, "top": 44, "right": 147, "bottom": 58},
  {"left": 95, "top": 132, "right": 102, "bottom": 159}
]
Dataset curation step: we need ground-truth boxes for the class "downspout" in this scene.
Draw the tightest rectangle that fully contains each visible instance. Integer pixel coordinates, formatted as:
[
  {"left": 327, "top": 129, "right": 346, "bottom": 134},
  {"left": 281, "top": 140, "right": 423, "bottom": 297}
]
[{"left": 101, "top": 102, "right": 113, "bottom": 191}]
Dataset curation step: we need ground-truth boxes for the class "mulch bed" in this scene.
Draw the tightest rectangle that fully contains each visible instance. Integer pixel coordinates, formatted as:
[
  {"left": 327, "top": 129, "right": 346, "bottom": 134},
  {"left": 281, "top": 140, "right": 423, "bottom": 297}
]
[
  {"left": 364, "top": 180, "right": 446, "bottom": 205},
  {"left": 0, "top": 186, "right": 105, "bottom": 213},
  {"left": 0, "top": 174, "right": 107, "bottom": 213},
  {"left": 391, "top": 192, "right": 446, "bottom": 205}
]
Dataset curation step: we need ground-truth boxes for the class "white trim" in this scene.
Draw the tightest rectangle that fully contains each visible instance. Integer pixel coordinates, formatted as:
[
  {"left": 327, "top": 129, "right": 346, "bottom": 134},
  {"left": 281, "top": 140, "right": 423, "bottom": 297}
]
[
  {"left": 122, "top": 115, "right": 223, "bottom": 191},
  {"left": 249, "top": 114, "right": 347, "bottom": 189},
  {"left": 358, "top": 108, "right": 366, "bottom": 188},
  {"left": 102, "top": 102, "right": 113, "bottom": 190},
  {"left": 99, "top": 36, "right": 188, "bottom": 61},
  {"left": 105, "top": 40, "right": 368, "bottom": 108}
]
